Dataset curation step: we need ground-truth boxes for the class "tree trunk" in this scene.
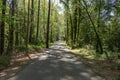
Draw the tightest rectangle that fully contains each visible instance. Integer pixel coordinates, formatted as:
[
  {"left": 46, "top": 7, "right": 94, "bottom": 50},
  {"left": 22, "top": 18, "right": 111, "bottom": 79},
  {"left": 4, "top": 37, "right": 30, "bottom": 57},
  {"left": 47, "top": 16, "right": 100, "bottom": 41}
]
[
  {"left": 36, "top": 0, "right": 40, "bottom": 42},
  {"left": 70, "top": 15, "right": 73, "bottom": 48},
  {"left": 29, "top": 0, "right": 34, "bottom": 43},
  {"left": 66, "top": 0, "right": 69, "bottom": 44},
  {"left": 15, "top": 1, "right": 19, "bottom": 46},
  {"left": 50, "top": 25, "right": 53, "bottom": 42},
  {"left": 0, "top": 0, "right": 6, "bottom": 55},
  {"left": 43, "top": 0, "right": 46, "bottom": 43},
  {"left": 7, "top": 0, "right": 15, "bottom": 55},
  {"left": 26, "top": 0, "right": 30, "bottom": 50},
  {"left": 83, "top": 0, "right": 103, "bottom": 54},
  {"left": 23, "top": 0, "right": 26, "bottom": 45},
  {"left": 46, "top": 0, "right": 51, "bottom": 48},
  {"left": 73, "top": 2, "right": 78, "bottom": 45},
  {"left": 77, "top": 4, "right": 81, "bottom": 43},
  {"left": 25, "top": 0, "right": 32, "bottom": 60}
]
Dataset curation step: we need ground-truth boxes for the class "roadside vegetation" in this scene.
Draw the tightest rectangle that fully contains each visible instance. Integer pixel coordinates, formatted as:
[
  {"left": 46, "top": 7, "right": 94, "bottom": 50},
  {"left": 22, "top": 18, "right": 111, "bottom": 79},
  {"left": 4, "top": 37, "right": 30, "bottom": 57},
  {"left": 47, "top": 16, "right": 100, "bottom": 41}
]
[{"left": 0, "top": 0, "right": 120, "bottom": 79}]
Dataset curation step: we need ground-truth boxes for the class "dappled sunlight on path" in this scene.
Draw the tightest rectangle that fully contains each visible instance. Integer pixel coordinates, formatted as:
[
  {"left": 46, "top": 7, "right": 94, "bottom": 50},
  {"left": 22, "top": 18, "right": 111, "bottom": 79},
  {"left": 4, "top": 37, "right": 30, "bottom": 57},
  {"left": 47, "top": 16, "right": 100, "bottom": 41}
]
[{"left": 8, "top": 41, "right": 104, "bottom": 80}]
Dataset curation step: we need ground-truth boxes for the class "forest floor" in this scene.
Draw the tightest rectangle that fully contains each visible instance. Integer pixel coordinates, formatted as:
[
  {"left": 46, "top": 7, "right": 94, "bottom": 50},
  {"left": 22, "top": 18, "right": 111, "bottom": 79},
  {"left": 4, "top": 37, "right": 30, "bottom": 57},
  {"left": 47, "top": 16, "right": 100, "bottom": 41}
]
[
  {"left": 0, "top": 49, "right": 46, "bottom": 80},
  {"left": 2, "top": 41, "right": 105, "bottom": 80},
  {"left": 70, "top": 47, "right": 120, "bottom": 80}
]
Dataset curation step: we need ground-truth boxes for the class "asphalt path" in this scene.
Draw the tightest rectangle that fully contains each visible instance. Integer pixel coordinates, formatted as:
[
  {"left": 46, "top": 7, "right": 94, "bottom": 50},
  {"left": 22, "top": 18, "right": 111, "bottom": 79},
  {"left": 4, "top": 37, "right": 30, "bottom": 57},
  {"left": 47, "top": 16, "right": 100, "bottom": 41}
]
[{"left": 8, "top": 41, "right": 104, "bottom": 80}]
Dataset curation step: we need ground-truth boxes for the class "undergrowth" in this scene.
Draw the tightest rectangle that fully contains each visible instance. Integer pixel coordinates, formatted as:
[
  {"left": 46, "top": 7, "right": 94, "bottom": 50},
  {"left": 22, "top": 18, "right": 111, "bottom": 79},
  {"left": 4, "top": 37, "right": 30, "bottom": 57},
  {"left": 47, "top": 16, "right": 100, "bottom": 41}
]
[{"left": 70, "top": 45, "right": 120, "bottom": 80}]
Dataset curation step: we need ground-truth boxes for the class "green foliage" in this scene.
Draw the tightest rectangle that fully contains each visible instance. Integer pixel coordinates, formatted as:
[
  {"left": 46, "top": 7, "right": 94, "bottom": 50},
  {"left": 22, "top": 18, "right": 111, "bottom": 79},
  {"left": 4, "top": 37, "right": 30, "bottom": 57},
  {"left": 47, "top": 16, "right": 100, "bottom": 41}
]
[
  {"left": 29, "top": 44, "right": 44, "bottom": 50},
  {"left": 15, "top": 43, "right": 45, "bottom": 52},
  {"left": 0, "top": 0, "right": 61, "bottom": 55},
  {"left": 0, "top": 56, "right": 10, "bottom": 66},
  {"left": 15, "top": 45, "right": 26, "bottom": 52},
  {"left": 106, "top": 30, "right": 120, "bottom": 52}
]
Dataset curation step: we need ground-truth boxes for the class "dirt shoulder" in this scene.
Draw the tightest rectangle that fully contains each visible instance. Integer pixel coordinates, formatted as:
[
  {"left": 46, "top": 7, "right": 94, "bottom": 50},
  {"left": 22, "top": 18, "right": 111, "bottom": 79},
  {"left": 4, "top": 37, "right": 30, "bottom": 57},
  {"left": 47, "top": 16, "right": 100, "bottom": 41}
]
[
  {"left": 0, "top": 49, "right": 46, "bottom": 80},
  {"left": 70, "top": 48, "right": 120, "bottom": 80}
]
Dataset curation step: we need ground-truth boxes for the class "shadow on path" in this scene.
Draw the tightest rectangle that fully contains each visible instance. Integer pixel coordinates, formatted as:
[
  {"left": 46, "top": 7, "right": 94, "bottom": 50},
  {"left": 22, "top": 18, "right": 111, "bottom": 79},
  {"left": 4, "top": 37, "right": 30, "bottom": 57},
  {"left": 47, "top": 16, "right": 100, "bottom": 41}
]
[{"left": 8, "top": 41, "right": 104, "bottom": 80}]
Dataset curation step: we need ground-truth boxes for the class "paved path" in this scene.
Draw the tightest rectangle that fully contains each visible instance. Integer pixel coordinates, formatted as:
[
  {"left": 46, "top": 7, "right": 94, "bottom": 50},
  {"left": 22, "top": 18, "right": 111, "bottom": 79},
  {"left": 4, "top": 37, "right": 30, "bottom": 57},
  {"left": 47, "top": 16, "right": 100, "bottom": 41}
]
[{"left": 8, "top": 41, "right": 104, "bottom": 80}]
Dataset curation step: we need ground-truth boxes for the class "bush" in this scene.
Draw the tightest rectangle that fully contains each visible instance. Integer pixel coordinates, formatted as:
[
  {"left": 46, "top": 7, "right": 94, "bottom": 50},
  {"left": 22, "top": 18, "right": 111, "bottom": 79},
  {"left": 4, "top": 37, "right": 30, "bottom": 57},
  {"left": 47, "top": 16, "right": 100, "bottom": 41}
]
[
  {"left": 106, "top": 30, "right": 120, "bottom": 52},
  {"left": 0, "top": 56, "right": 10, "bottom": 66},
  {"left": 15, "top": 45, "right": 26, "bottom": 52}
]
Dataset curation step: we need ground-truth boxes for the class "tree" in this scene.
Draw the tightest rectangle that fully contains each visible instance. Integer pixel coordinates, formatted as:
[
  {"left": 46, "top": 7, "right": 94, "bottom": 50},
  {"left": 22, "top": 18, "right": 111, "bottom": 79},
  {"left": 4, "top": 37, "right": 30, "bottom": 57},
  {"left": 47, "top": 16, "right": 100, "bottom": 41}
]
[
  {"left": 7, "top": 0, "right": 16, "bottom": 55},
  {"left": 36, "top": 0, "right": 41, "bottom": 42},
  {"left": 26, "top": 0, "right": 30, "bottom": 51},
  {"left": 82, "top": 0, "right": 103, "bottom": 54},
  {"left": 0, "top": 0, "right": 6, "bottom": 55},
  {"left": 29, "top": 0, "right": 34, "bottom": 43},
  {"left": 73, "top": 0, "right": 78, "bottom": 47},
  {"left": 46, "top": 0, "right": 51, "bottom": 48}
]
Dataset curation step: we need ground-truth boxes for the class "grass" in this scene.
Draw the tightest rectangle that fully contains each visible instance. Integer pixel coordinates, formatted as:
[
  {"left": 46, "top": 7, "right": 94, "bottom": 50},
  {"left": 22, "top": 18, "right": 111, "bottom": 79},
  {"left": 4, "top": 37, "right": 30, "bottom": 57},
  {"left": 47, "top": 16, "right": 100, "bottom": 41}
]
[
  {"left": 14, "top": 43, "right": 45, "bottom": 53},
  {"left": 70, "top": 46, "right": 120, "bottom": 80}
]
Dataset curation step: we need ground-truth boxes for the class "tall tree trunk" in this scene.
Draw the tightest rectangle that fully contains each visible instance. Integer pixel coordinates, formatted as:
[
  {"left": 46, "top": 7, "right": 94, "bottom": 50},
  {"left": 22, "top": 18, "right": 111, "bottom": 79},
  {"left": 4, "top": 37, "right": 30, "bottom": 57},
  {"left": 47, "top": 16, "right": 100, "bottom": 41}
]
[
  {"left": 43, "top": 0, "right": 46, "bottom": 43},
  {"left": 83, "top": 0, "right": 103, "bottom": 54},
  {"left": 23, "top": 0, "right": 26, "bottom": 45},
  {"left": 25, "top": 0, "right": 31, "bottom": 60},
  {"left": 7, "top": 0, "right": 15, "bottom": 55},
  {"left": 50, "top": 3, "right": 53, "bottom": 42},
  {"left": 66, "top": 19, "right": 69, "bottom": 42},
  {"left": 70, "top": 14, "right": 73, "bottom": 48},
  {"left": 0, "top": 0, "right": 6, "bottom": 55},
  {"left": 66, "top": 0, "right": 69, "bottom": 44},
  {"left": 96, "top": 0, "right": 103, "bottom": 54},
  {"left": 36, "top": 0, "right": 40, "bottom": 42},
  {"left": 50, "top": 25, "right": 53, "bottom": 42},
  {"left": 73, "top": 0, "right": 78, "bottom": 46},
  {"left": 15, "top": 1, "right": 19, "bottom": 46},
  {"left": 26, "top": 0, "right": 30, "bottom": 50},
  {"left": 29, "top": 0, "right": 34, "bottom": 43},
  {"left": 77, "top": 3, "right": 81, "bottom": 43},
  {"left": 15, "top": 32, "right": 19, "bottom": 46},
  {"left": 46, "top": 0, "right": 51, "bottom": 48}
]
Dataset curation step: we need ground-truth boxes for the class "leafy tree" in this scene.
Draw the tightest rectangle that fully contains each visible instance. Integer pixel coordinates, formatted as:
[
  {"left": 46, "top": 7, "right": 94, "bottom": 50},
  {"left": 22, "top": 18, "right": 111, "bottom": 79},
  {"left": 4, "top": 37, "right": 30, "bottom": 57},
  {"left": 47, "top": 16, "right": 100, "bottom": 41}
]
[{"left": 0, "top": 0, "right": 6, "bottom": 55}]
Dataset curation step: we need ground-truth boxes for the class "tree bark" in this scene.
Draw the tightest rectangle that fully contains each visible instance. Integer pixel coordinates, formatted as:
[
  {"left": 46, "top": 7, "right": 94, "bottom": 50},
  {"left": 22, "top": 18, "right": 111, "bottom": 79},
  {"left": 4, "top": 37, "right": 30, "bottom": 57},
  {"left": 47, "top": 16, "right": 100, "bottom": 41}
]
[
  {"left": 7, "top": 0, "right": 15, "bottom": 55},
  {"left": 65, "top": 0, "right": 69, "bottom": 44},
  {"left": 36, "top": 0, "right": 40, "bottom": 42},
  {"left": 0, "top": 0, "right": 6, "bottom": 55},
  {"left": 29, "top": 0, "right": 34, "bottom": 43},
  {"left": 83, "top": 0, "right": 103, "bottom": 54},
  {"left": 26, "top": 0, "right": 30, "bottom": 50},
  {"left": 46, "top": 0, "right": 51, "bottom": 48},
  {"left": 73, "top": 1, "right": 78, "bottom": 45}
]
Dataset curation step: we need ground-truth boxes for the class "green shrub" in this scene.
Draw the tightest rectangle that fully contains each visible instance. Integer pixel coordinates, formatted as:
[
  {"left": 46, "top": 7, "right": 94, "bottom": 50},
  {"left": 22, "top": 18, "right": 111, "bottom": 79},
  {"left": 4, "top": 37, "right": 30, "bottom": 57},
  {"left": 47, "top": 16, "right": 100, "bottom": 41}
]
[
  {"left": 15, "top": 45, "right": 26, "bottom": 52},
  {"left": 0, "top": 56, "right": 10, "bottom": 66},
  {"left": 106, "top": 29, "right": 120, "bottom": 52}
]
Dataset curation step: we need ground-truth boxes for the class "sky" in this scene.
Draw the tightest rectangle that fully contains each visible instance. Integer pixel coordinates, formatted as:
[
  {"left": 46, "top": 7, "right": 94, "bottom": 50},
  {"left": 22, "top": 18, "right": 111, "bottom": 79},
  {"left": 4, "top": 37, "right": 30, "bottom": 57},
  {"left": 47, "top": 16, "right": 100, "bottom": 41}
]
[
  {"left": 53, "top": 0, "right": 64, "bottom": 14},
  {"left": 47, "top": 0, "right": 64, "bottom": 14},
  {"left": 54, "top": 0, "right": 59, "bottom": 5}
]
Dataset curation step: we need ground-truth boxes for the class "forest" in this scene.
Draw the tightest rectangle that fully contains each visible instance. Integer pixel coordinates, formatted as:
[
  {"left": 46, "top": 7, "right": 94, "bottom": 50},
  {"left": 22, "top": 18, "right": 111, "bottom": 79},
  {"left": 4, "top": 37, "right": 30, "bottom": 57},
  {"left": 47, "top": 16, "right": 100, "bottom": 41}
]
[{"left": 0, "top": 0, "right": 120, "bottom": 80}]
